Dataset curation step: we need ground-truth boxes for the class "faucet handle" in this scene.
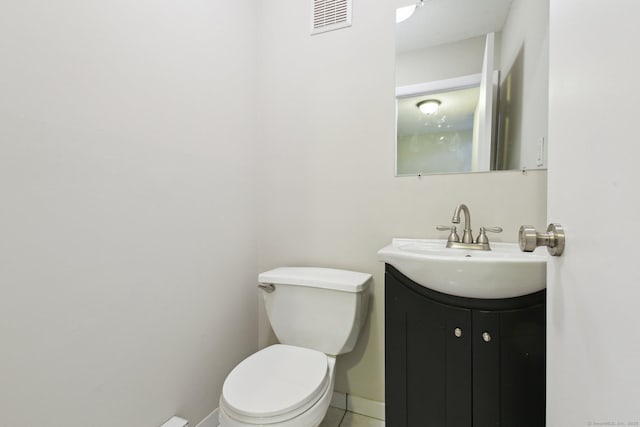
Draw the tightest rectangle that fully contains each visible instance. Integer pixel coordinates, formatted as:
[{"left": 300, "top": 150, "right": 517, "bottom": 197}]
[
  {"left": 436, "top": 225, "right": 460, "bottom": 243},
  {"left": 476, "top": 226, "right": 503, "bottom": 244},
  {"left": 482, "top": 226, "right": 503, "bottom": 233}
]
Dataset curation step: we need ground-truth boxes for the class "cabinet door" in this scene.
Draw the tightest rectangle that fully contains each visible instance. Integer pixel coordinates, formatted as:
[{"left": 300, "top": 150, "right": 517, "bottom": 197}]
[
  {"left": 472, "top": 310, "right": 501, "bottom": 425},
  {"left": 498, "top": 304, "right": 546, "bottom": 426},
  {"left": 386, "top": 271, "right": 472, "bottom": 427},
  {"left": 472, "top": 305, "right": 546, "bottom": 427}
]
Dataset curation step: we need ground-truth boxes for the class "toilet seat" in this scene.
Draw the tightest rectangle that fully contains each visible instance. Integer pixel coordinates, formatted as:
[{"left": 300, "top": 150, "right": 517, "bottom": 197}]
[{"left": 220, "top": 344, "right": 330, "bottom": 424}]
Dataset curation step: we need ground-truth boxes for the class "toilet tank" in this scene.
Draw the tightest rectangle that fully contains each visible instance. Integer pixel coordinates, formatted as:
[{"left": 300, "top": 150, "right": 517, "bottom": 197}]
[{"left": 258, "top": 267, "right": 371, "bottom": 356}]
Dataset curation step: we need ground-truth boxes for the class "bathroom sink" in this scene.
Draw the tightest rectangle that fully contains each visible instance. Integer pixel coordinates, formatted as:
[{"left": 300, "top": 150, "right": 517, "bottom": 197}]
[{"left": 378, "top": 238, "right": 546, "bottom": 299}]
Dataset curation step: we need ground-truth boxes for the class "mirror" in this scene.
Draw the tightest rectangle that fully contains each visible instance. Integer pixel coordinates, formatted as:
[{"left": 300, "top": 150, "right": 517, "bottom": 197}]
[{"left": 395, "top": 0, "right": 549, "bottom": 176}]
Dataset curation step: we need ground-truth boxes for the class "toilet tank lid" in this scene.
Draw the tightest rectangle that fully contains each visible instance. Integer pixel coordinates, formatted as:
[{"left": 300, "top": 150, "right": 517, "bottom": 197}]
[{"left": 258, "top": 267, "right": 371, "bottom": 293}]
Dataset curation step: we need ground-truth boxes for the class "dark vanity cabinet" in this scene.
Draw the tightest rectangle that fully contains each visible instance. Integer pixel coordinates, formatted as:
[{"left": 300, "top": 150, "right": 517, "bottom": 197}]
[{"left": 385, "top": 264, "right": 545, "bottom": 427}]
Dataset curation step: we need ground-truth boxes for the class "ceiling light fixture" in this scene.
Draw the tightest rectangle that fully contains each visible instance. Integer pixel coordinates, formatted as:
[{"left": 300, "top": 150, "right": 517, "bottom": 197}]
[
  {"left": 396, "top": 5, "right": 416, "bottom": 23},
  {"left": 417, "top": 99, "right": 441, "bottom": 115},
  {"left": 396, "top": 1, "right": 425, "bottom": 24}
]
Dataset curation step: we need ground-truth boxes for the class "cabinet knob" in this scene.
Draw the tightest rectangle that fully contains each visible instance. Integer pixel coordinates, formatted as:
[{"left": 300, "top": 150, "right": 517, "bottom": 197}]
[
  {"left": 454, "top": 327, "right": 463, "bottom": 338},
  {"left": 482, "top": 332, "right": 492, "bottom": 342}
]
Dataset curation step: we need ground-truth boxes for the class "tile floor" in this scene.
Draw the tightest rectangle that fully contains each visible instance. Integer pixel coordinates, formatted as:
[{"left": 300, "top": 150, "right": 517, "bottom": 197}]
[{"left": 319, "top": 406, "right": 385, "bottom": 427}]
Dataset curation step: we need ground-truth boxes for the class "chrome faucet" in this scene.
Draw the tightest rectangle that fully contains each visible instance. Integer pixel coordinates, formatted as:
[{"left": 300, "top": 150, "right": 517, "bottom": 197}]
[
  {"left": 452, "top": 204, "right": 473, "bottom": 243},
  {"left": 436, "top": 203, "right": 503, "bottom": 250}
]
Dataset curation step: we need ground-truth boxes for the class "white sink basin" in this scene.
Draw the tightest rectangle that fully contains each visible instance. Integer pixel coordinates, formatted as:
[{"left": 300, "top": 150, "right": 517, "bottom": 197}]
[{"left": 378, "top": 238, "right": 546, "bottom": 299}]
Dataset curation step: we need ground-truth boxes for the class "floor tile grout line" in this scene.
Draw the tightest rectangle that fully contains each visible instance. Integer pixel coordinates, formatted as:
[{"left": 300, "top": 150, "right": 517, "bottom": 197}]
[
  {"left": 337, "top": 392, "right": 348, "bottom": 426},
  {"left": 337, "top": 408, "right": 347, "bottom": 427}
]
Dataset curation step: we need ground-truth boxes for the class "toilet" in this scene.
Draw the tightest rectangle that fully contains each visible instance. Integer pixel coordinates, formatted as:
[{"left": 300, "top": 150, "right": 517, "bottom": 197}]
[{"left": 218, "top": 267, "right": 371, "bottom": 427}]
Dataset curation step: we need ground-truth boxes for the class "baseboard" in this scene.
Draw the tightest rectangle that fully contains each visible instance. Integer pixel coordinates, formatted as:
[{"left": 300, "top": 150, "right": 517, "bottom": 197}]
[
  {"left": 330, "top": 391, "right": 348, "bottom": 410},
  {"left": 195, "top": 408, "right": 218, "bottom": 427},
  {"left": 198, "top": 394, "right": 384, "bottom": 426},
  {"left": 332, "top": 392, "right": 385, "bottom": 421}
]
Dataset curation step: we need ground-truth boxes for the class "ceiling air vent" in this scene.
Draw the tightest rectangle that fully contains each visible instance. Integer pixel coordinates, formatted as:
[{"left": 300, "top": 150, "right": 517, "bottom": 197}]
[{"left": 311, "top": 0, "right": 352, "bottom": 35}]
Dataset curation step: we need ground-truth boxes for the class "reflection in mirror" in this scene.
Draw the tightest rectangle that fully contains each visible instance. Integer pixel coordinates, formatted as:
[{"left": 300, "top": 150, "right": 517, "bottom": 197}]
[
  {"left": 397, "top": 79, "right": 480, "bottom": 175},
  {"left": 395, "top": 0, "right": 549, "bottom": 176}
]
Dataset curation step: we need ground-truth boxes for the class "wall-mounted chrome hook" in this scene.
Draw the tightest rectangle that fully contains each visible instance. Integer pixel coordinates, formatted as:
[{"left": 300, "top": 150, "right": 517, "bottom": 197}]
[{"left": 519, "top": 223, "right": 565, "bottom": 256}]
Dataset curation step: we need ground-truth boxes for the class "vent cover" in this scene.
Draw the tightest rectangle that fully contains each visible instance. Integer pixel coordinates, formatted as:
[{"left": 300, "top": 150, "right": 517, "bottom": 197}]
[{"left": 311, "top": 0, "right": 352, "bottom": 35}]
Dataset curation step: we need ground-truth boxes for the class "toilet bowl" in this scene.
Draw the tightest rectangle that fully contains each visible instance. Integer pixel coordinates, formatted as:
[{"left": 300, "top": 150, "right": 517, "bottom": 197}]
[
  {"left": 219, "top": 345, "right": 335, "bottom": 427},
  {"left": 218, "top": 267, "right": 371, "bottom": 427}
]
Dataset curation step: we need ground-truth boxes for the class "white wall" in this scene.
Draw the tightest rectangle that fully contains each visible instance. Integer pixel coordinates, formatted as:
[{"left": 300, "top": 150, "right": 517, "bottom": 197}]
[
  {"left": 258, "top": 0, "right": 547, "bottom": 402},
  {"left": 0, "top": 1, "right": 259, "bottom": 425}
]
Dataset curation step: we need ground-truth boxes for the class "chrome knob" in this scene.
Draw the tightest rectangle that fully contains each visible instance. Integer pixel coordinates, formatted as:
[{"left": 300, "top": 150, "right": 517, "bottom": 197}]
[
  {"left": 454, "top": 327, "right": 463, "bottom": 338},
  {"left": 519, "top": 223, "right": 565, "bottom": 256},
  {"left": 482, "top": 332, "right": 492, "bottom": 342}
]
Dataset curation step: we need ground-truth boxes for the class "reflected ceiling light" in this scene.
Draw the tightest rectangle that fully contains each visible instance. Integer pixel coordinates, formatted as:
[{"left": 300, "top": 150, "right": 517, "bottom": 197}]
[
  {"left": 396, "top": 5, "right": 416, "bottom": 23},
  {"left": 417, "top": 99, "right": 441, "bottom": 115}
]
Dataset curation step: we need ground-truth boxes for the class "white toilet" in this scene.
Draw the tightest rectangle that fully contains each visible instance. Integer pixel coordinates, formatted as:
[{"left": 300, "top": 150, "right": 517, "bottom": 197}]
[{"left": 218, "top": 267, "right": 371, "bottom": 427}]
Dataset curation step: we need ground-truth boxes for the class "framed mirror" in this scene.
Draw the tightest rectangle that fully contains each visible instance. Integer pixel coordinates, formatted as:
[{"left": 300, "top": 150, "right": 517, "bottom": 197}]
[{"left": 395, "top": 0, "right": 549, "bottom": 176}]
